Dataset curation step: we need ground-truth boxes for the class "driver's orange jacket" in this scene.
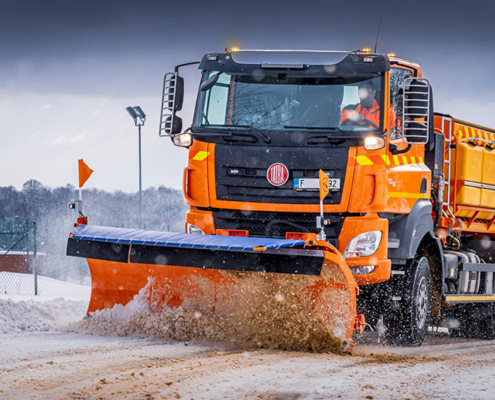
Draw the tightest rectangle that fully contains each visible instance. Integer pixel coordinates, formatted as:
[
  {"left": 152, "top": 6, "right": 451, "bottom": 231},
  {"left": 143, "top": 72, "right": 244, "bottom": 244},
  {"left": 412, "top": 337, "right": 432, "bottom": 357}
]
[{"left": 340, "top": 99, "right": 396, "bottom": 130}]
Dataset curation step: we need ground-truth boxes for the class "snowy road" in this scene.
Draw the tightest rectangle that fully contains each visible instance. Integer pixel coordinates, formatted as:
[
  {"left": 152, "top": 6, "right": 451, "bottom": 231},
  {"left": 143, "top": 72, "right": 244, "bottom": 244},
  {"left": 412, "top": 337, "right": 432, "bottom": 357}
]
[{"left": 2, "top": 331, "right": 495, "bottom": 399}]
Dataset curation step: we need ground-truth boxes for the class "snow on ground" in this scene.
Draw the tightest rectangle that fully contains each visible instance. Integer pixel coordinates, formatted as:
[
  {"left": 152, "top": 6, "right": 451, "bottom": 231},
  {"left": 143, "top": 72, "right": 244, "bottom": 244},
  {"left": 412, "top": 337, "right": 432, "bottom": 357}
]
[
  {"left": 2, "top": 272, "right": 495, "bottom": 399},
  {"left": 0, "top": 297, "right": 88, "bottom": 334},
  {"left": 0, "top": 272, "right": 90, "bottom": 334},
  {"left": 0, "top": 271, "right": 91, "bottom": 299},
  {"left": 2, "top": 331, "right": 495, "bottom": 399}
]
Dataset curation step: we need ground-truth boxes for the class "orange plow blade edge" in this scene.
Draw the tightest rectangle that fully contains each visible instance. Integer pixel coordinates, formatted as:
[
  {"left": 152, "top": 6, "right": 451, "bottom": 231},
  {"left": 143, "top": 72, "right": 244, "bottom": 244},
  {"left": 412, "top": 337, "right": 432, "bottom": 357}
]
[{"left": 68, "top": 225, "right": 359, "bottom": 353}]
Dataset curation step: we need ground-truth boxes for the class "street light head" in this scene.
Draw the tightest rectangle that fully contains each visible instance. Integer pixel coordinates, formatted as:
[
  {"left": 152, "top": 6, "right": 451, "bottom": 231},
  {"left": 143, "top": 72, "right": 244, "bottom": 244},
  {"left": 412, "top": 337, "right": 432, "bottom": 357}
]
[
  {"left": 126, "top": 106, "right": 146, "bottom": 126},
  {"left": 134, "top": 106, "right": 146, "bottom": 120},
  {"left": 126, "top": 106, "right": 139, "bottom": 120}
]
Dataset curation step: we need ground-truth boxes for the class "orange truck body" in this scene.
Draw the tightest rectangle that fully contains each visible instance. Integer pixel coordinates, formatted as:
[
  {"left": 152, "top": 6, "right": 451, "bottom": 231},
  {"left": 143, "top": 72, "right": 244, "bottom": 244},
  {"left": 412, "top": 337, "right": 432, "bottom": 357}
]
[{"left": 169, "top": 50, "right": 495, "bottom": 342}]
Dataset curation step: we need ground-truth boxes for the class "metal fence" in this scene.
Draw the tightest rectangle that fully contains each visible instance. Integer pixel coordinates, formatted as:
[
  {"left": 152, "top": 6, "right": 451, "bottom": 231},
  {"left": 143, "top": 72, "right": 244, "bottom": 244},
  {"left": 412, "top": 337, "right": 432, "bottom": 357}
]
[{"left": 0, "top": 221, "right": 91, "bottom": 299}]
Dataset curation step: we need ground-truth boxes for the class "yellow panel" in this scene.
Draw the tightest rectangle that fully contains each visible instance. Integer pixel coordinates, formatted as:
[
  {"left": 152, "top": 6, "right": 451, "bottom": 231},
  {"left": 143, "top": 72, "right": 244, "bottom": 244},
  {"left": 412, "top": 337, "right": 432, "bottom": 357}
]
[
  {"left": 482, "top": 147, "right": 495, "bottom": 185},
  {"left": 454, "top": 186, "right": 480, "bottom": 218},
  {"left": 457, "top": 186, "right": 481, "bottom": 206},
  {"left": 455, "top": 142, "right": 483, "bottom": 182},
  {"left": 480, "top": 189, "right": 495, "bottom": 209},
  {"left": 478, "top": 212, "right": 494, "bottom": 220},
  {"left": 479, "top": 189, "right": 495, "bottom": 219}
]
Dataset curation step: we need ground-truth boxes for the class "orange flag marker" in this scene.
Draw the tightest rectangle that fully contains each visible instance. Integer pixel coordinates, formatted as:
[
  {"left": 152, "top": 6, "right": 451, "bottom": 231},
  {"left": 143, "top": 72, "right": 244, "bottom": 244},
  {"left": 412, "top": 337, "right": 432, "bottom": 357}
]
[
  {"left": 319, "top": 169, "right": 329, "bottom": 201},
  {"left": 78, "top": 159, "right": 94, "bottom": 188}
]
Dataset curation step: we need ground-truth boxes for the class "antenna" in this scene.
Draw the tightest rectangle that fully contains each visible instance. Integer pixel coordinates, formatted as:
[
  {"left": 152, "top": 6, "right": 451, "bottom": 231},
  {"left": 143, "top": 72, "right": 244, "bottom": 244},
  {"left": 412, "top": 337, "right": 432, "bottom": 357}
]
[{"left": 374, "top": 16, "right": 382, "bottom": 53}]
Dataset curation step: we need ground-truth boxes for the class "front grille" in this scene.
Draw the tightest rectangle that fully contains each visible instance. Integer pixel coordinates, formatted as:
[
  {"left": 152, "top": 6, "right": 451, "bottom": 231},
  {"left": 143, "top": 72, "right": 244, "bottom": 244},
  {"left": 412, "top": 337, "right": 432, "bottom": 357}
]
[
  {"left": 215, "top": 145, "right": 349, "bottom": 204},
  {"left": 211, "top": 209, "right": 346, "bottom": 240}
]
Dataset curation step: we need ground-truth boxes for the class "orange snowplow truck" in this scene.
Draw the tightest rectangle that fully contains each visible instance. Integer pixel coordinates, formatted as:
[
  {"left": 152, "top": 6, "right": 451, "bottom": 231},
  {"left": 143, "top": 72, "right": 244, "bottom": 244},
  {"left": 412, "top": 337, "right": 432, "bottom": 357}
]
[
  {"left": 67, "top": 49, "right": 495, "bottom": 349},
  {"left": 163, "top": 49, "right": 495, "bottom": 343}
]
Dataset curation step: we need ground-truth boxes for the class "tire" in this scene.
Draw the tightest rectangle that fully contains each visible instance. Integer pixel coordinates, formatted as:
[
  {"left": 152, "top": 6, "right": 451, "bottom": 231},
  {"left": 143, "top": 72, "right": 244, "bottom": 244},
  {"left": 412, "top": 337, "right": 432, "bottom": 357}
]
[{"left": 384, "top": 256, "right": 432, "bottom": 346}]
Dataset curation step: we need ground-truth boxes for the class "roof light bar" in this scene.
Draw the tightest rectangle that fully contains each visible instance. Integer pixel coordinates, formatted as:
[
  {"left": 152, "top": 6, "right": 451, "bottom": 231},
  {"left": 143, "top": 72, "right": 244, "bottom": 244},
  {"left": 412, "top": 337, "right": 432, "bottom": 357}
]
[{"left": 261, "top": 63, "right": 305, "bottom": 69}]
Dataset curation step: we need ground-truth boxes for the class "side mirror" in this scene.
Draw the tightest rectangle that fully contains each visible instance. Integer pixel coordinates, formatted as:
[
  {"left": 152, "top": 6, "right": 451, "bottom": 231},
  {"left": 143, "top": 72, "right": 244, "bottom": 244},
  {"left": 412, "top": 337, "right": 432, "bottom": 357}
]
[
  {"left": 200, "top": 72, "right": 221, "bottom": 92},
  {"left": 167, "top": 115, "right": 183, "bottom": 135},
  {"left": 159, "top": 72, "right": 184, "bottom": 136},
  {"left": 401, "top": 78, "right": 430, "bottom": 145},
  {"left": 403, "top": 121, "right": 428, "bottom": 143},
  {"left": 174, "top": 76, "right": 184, "bottom": 111}
]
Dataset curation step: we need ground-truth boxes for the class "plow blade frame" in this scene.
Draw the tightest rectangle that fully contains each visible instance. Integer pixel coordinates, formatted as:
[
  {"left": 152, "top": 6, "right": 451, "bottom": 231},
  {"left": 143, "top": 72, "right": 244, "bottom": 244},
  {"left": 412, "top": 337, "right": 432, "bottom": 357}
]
[
  {"left": 68, "top": 238, "right": 324, "bottom": 275},
  {"left": 67, "top": 225, "right": 359, "bottom": 349}
]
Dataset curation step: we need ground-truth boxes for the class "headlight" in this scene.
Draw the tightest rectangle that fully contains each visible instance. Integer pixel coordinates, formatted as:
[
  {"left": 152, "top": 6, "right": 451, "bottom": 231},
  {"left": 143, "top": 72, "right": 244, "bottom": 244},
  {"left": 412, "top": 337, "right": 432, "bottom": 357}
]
[
  {"left": 186, "top": 223, "right": 204, "bottom": 234},
  {"left": 349, "top": 266, "right": 376, "bottom": 275},
  {"left": 364, "top": 136, "right": 385, "bottom": 150},
  {"left": 343, "top": 231, "right": 382, "bottom": 258},
  {"left": 173, "top": 133, "right": 193, "bottom": 147}
]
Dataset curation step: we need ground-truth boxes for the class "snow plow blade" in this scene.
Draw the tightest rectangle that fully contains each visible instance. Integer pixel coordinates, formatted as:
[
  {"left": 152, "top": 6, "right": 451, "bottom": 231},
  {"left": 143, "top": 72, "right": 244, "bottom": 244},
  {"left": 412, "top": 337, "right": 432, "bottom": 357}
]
[{"left": 67, "top": 225, "right": 359, "bottom": 352}]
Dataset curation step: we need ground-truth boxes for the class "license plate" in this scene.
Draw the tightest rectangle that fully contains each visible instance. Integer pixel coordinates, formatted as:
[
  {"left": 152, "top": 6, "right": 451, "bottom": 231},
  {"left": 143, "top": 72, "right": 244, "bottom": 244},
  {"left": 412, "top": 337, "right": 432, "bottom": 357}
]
[{"left": 294, "top": 178, "right": 341, "bottom": 191}]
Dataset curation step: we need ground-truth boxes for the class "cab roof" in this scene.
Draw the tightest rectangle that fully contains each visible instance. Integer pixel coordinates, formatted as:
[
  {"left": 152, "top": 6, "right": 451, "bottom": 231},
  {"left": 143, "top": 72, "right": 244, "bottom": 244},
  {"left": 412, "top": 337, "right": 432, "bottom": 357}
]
[{"left": 199, "top": 49, "right": 390, "bottom": 75}]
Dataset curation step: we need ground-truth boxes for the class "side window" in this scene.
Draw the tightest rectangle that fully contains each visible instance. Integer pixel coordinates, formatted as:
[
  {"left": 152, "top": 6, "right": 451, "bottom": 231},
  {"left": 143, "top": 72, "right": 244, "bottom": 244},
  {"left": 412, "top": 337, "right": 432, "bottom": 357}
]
[
  {"left": 390, "top": 67, "right": 413, "bottom": 136},
  {"left": 202, "top": 74, "right": 230, "bottom": 125}
]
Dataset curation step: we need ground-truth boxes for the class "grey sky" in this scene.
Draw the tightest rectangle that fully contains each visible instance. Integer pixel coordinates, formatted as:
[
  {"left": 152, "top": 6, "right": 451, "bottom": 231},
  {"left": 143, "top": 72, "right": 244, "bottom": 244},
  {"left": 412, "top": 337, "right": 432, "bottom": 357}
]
[{"left": 1, "top": 0, "right": 494, "bottom": 191}]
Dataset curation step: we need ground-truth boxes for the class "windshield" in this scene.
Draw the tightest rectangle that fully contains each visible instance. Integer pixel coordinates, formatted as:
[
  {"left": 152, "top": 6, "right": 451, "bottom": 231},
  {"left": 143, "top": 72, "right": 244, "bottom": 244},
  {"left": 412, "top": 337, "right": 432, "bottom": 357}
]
[{"left": 194, "top": 71, "right": 384, "bottom": 133}]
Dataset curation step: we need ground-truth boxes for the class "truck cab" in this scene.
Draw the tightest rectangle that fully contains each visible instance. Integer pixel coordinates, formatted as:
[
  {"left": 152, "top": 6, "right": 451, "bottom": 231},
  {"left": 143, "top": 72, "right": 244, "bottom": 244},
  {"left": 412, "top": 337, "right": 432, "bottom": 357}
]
[{"left": 164, "top": 49, "right": 432, "bottom": 282}]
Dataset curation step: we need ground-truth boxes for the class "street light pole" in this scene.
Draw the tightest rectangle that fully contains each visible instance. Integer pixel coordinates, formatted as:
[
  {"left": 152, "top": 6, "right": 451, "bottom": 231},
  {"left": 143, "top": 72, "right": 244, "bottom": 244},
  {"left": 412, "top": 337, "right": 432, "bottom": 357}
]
[
  {"left": 138, "top": 123, "right": 142, "bottom": 228},
  {"left": 126, "top": 106, "right": 146, "bottom": 229}
]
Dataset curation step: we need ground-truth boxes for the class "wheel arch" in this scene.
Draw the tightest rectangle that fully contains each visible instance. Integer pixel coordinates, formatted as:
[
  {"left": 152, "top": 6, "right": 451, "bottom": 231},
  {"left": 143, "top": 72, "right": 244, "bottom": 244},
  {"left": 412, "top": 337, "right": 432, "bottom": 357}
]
[
  {"left": 388, "top": 199, "right": 434, "bottom": 264},
  {"left": 416, "top": 232, "right": 444, "bottom": 317}
]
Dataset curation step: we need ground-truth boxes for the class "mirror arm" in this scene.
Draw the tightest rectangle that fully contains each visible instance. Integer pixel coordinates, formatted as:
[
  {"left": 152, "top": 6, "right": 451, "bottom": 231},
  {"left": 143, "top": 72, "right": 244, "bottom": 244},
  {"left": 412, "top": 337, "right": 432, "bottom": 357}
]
[
  {"left": 389, "top": 143, "right": 412, "bottom": 155},
  {"left": 174, "top": 61, "right": 200, "bottom": 73}
]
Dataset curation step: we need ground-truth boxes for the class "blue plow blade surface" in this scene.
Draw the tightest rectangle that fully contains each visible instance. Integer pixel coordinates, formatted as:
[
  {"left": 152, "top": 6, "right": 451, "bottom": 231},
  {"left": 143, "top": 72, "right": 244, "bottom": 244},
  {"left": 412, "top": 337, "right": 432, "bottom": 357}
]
[{"left": 71, "top": 225, "right": 308, "bottom": 252}]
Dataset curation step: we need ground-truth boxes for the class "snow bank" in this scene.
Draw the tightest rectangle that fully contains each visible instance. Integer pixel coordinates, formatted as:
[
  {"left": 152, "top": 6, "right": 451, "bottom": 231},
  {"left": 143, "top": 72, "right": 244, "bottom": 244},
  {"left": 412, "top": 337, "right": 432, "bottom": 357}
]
[
  {"left": 0, "top": 272, "right": 90, "bottom": 335},
  {"left": 0, "top": 297, "right": 88, "bottom": 334},
  {"left": 0, "top": 271, "right": 91, "bottom": 300}
]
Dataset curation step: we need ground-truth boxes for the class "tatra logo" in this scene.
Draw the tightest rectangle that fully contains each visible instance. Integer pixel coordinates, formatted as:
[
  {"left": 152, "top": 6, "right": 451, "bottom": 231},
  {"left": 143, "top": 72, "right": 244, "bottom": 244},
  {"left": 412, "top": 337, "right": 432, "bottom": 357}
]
[
  {"left": 388, "top": 178, "right": 397, "bottom": 187},
  {"left": 267, "top": 163, "right": 289, "bottom": 186}
]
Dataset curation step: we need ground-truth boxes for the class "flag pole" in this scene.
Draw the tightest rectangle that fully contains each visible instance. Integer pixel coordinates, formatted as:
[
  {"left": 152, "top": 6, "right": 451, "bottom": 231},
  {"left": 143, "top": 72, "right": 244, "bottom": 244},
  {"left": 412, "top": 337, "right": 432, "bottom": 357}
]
[
  {"left": 72, "top": 159, "right": 94, "bottom": 221},
  {"left": 317, "top": 169, "right": 330, "bottom": 241}
]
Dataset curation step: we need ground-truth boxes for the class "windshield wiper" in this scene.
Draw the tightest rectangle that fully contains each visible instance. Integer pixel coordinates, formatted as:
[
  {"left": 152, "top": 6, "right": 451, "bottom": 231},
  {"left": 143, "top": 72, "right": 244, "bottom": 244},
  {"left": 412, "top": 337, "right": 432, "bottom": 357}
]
[
  {"left": 247, "top": 124, "right": 271, "bottom": 143},
  {"left": 284, "top": 125, "right": 346, "bottom": 134},
  {"left": 200, "top": 124, "right": 271, "bottom": 143}
]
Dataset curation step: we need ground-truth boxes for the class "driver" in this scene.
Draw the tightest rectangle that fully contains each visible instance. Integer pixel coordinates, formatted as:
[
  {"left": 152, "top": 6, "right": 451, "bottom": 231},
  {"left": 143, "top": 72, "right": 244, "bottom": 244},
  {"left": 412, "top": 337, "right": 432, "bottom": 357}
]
[{"left": 340, "top": 81, "right": 382, "bottom": 129}]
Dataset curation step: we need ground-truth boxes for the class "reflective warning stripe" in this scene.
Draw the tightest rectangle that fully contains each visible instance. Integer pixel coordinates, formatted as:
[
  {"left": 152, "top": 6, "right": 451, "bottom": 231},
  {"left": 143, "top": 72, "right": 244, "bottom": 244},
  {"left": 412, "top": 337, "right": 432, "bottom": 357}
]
[
  {"left": 192, "top": 151, "right": 210, "bottom": 161},
  {"left": 455, "top": 125, "right": 495, "bottom": 145},
  {"left": 354, "top": 155, "right": 425, "bottom": 166},
  {"left": 388, "top": 192, "right": 430, "bottom": 199},
  {"left": 355, "top": 155, "right": 374, "bottom": 165},
  {"left": 445, "top": 295, "right": 495, "bottom": 303}
]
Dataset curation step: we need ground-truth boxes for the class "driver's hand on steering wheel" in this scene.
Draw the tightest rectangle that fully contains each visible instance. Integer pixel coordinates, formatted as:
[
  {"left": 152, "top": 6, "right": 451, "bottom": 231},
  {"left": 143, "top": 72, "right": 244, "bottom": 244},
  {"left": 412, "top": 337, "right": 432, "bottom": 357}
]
[{"left": 348, "top": 112, "right": 364, "bottom": 122}]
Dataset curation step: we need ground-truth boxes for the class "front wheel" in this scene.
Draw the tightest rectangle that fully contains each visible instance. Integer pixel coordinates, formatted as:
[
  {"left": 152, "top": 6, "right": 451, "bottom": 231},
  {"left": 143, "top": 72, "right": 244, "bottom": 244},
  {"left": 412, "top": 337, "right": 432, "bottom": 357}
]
[{"left": 384, "top": 256, "right": 432, "bottom": 346}]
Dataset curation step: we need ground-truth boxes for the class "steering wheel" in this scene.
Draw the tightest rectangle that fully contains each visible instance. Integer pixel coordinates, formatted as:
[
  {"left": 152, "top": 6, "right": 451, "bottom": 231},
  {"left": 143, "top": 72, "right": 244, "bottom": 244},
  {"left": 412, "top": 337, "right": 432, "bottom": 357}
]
[{"left": 342, "top": 118, "right": 379, "bottom": 129}]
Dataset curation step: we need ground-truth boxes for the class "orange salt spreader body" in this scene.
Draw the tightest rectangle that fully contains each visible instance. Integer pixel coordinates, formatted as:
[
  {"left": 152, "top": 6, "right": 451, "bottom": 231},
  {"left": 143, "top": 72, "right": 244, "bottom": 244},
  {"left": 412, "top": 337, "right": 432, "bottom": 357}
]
[{"left": 69, "top": 49, "right": 495, "bottom": 351}]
